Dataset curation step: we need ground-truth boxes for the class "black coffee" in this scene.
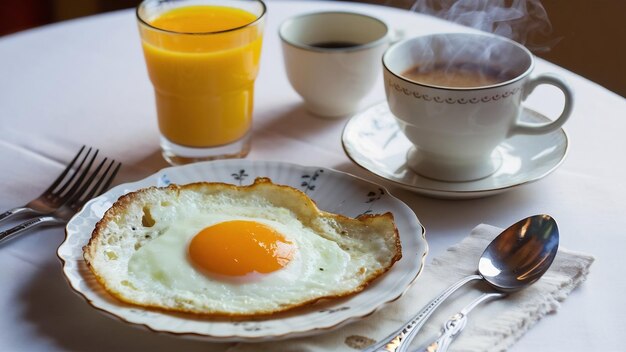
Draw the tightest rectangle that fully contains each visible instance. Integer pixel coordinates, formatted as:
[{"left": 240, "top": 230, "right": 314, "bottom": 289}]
[{"left": 310, "top": 41, "right": 361, "bottom": 49}]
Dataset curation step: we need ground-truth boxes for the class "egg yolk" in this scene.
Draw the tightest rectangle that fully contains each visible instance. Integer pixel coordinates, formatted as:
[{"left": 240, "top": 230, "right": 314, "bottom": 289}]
[{"left": 188, "top": 220, "right": 295, "bottom": 276}]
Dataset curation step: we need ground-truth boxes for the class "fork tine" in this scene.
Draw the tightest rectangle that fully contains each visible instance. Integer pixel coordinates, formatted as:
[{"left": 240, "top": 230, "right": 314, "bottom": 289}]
[
  {"left": 71, "top": 160, "right": 121, "bottom": 212},
  {"left": 55, "top": 148, "right": 99, "bottom": 202},
  {"left": 68, "top": 157, "right": 109, "bottom": 205},
  {"left": 1, "top": 146, "right": 104, "bottom": 224},
  {"left": 42, "top": 145, "right": 86, "bottom": 194},
  {"left": 0, "top": 158, "right": 122, "bottom": 244},
  {"left": 80, "top": 160, "right": 121, "bottom": 205},
  {"left": 94, "top": 161, "right": 122, "bottom": 198},
  {"left": 80, "top": 159, "right": 113, "bottom": 202}
]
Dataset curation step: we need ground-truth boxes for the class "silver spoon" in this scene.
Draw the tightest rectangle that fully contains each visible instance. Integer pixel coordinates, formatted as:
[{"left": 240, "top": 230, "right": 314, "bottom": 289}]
[
  {"left": 364, "top": 214, "right": 559, "bottom": 352},
  {"left": 414, "top": 292, "right": 506, "bottom": 352}
]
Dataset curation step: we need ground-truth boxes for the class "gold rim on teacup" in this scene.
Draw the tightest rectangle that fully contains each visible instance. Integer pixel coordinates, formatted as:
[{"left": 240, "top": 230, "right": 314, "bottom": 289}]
[{"left": 382, "top": 32, "right": 573, "bottom": 182}]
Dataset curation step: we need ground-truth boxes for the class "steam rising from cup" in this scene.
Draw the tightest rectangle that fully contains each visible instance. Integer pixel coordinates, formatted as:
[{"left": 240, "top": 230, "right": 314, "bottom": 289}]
[
  {"left": 409, "top": 0, "right": 559, "bottom": 53},
  {"left": 396, "top": 0, "right": 559, "bottom": 87}
]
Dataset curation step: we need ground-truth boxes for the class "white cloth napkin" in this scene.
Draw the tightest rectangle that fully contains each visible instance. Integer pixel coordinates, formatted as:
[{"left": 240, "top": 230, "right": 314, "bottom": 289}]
[{"left": 226, "top": 224, "right": 595, "bottom": 352}]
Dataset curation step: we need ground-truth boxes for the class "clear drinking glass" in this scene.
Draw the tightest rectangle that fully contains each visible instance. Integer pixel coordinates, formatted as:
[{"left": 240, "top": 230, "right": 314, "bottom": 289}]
[{"left": 137, "top": 0, "right": 266, "bottom": 165}]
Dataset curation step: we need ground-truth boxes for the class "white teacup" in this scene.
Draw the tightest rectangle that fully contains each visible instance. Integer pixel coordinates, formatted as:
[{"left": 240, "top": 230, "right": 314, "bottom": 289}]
[
  {"left": 280, "top": 12, "right": 391, "bottom": 118},
  {"left": 383, "top": 32, "right": 573, "bottom": 182}
]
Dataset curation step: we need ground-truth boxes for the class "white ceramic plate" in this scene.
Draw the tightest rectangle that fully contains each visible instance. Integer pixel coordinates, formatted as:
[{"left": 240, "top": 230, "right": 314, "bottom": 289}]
[
  {"left": 57, "top": 160, "right": 427, "bottom": 341},
  {"left": 342, "top": 102, "right": 569, "bottom": 199}
]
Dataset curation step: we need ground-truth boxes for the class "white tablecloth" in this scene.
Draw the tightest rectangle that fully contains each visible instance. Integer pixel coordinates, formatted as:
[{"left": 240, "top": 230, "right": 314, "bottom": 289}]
[{"left": 0, "top": 1, "right": 624, "bottom": 351}]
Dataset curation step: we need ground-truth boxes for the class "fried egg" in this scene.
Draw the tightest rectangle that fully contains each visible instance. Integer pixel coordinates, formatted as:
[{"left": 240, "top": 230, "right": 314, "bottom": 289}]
[{"left": 83, "top": 178, "right": 401, "bottom": 316}]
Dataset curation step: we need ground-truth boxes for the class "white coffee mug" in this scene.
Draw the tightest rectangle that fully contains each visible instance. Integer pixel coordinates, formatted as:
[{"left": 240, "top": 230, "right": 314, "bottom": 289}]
[
  {"left": 280, "top": 12, "right": 392, "bottom": 118},
  {"left": 383, "top": 32, "right": 573, "bottom": 181}
]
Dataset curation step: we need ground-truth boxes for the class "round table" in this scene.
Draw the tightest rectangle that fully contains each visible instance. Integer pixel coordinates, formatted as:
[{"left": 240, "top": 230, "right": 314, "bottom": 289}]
[{"left": 0, "top": 0, "right": 624, "bottom": 351}]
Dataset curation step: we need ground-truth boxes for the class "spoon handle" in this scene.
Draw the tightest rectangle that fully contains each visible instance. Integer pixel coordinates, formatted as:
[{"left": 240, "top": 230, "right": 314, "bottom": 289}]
[
  {"left": 415, "top": 292, "right": 506, "bottom": 352},
  {"left": 363, "top": 274, "right": 483, "bottom": 352}
]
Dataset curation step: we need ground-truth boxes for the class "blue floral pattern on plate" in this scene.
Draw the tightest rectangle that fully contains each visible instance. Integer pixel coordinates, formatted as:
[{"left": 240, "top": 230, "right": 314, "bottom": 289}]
[{"left": 58, "top": 160, "right": 426, "bottom": 342}]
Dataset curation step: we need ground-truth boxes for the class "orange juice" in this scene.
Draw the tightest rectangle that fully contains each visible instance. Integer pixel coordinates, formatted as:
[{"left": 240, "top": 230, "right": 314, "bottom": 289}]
[{"left": 138, "top": 5, "right": 264, "bottom": 148}]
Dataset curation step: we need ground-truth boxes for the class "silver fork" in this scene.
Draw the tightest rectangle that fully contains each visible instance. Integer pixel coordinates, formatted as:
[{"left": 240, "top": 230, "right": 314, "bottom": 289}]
[
  {"left": 0, "top": 146, "right": 99, "bottom": 223},
  {"left": 0, "top": 157, "right": 121, "bottom": 245}
]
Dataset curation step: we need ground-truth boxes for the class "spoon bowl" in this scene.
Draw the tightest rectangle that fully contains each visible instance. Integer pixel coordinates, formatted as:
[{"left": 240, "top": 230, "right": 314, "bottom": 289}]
[
  {"left": 480, "top": 214, "right": 559, "bottom": 292},
  {"left": 365, "top": 214, "right": 559, "bottom": 352}
]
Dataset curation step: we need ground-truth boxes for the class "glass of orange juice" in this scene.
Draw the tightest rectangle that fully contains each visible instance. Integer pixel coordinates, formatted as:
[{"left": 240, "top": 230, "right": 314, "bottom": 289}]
[{"left": 137, "top": 0, "right": 266, "bottom": 165}]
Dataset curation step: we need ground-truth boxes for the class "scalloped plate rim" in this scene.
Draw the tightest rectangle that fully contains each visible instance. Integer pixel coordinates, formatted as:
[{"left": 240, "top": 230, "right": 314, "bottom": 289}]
[{"left": 57, "top": 159, "right": 427, "bottom": 342}]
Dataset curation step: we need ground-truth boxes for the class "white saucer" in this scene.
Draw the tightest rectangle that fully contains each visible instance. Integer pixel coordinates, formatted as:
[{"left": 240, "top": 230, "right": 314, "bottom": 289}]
[{"left": 342, "top": 102, "right": 569, "bottom": 199}]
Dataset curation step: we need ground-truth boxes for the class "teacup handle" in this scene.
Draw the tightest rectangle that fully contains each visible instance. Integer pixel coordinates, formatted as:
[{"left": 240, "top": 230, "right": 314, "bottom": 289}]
[{"left": 510, "top": 73, "right": 574, "bottom": 136}]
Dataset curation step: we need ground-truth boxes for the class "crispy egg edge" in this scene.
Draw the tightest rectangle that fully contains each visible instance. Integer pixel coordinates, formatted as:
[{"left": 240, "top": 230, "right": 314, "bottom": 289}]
[{"left": 82, "top": 177, "right": 402, "bottom": 318}]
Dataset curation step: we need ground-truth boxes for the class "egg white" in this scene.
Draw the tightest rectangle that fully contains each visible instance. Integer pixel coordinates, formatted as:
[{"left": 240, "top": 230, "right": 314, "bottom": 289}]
[
  {"left": 127, "top": 210, "right": 352, "bottom": 314},
  {"left": 84, "top": 180, "right": 401, "bottom": 316}
]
